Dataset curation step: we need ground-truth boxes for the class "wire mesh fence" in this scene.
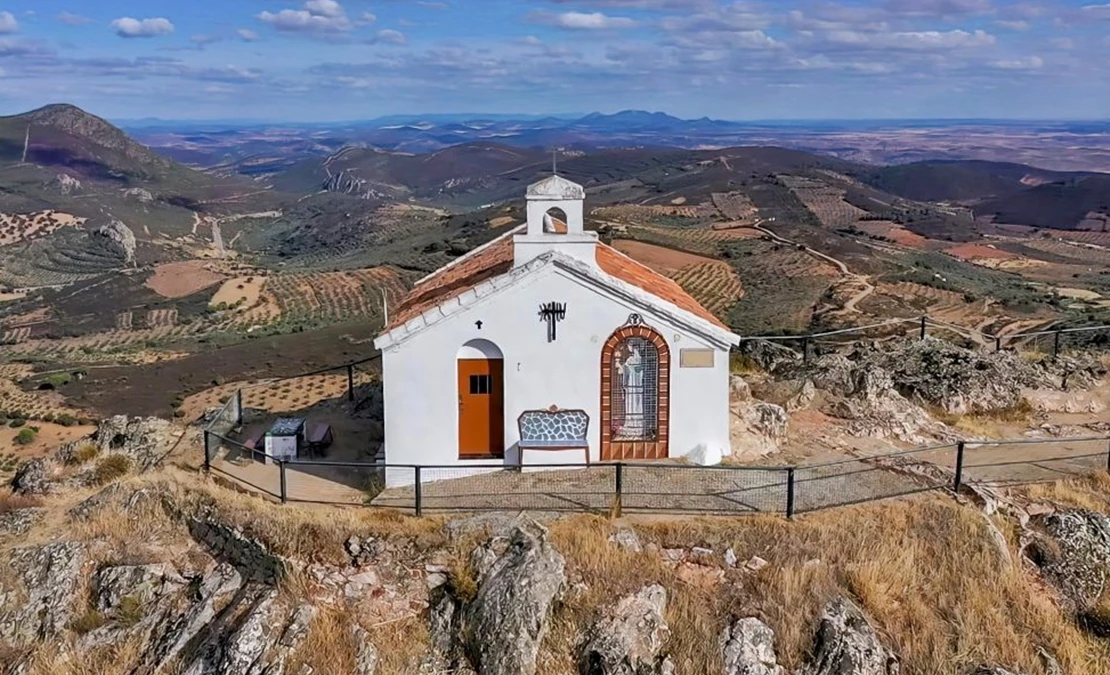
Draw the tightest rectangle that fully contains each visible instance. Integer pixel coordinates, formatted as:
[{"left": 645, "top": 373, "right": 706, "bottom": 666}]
[
  {"left": 619, "top": 463, "right": 788, "bottom": 514},
  {"left": 793, "top": 444, "right": 959, "bottom": 513},
  {"left": 960, "top": 436, "right": 1110, "bottom": 486},
  {"left": 201, "top": 434, "right": 1110, "bottom": 517},
  {"left": 203, "top": 391, "right": 242, "bottom": 437}
]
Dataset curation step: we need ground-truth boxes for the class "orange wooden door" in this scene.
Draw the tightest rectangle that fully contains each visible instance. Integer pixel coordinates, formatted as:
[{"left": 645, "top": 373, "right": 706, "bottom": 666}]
[{"left": 457, "top": 359, "right": 504, "bottom": 458}]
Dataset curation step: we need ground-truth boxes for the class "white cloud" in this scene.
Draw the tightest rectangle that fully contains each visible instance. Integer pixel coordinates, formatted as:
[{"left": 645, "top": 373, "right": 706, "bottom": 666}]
[
  {"left": 305, "top": 0, "right": 343, "bottom": 18},
  {"left": 539, "top": 11, "right": 637, "bottom": 29},
  {"left": 237, "top": 28, "right": 260, "bottom": 42},
  {"left": 258, "top": 1, "right": 371, "bottom": 33},
  {"left": 0, "top": 11, "right": 18, "bottom": 34},
  {"left": 373, "top": 29, "right": 406, "bottom": 44},
  {"left": 111, "top": 17, "right": 175, "bottom": 38},
  {"left": 1081, "top": 4, "right": 1110, "bottom": 19},
  {"left": 990, "top": 55, "right": 1044, "bottom": 70},
  {"left": 57, "top": 11, "right": 91, "bottom": 26},
  {"left": 824, "top": 28, "right": 996, "bottom": 50},
  {"left": 995, "top": 19, "right": 1029, "bottom": 30}
]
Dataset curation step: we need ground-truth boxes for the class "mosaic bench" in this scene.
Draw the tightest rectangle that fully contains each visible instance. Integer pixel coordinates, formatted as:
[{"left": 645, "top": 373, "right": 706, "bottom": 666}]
[{"left": 517, "top": 406, "right": 591, "bottom": 466}]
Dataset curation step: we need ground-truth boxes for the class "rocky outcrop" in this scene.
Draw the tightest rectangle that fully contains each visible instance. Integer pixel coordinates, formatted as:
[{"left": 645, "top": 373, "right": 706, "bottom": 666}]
[
  {"left": 970, "top": 668, "right": 1024, "bottom": 675},
  {"left": 0, "top": 542, "right": 85, "bottom": 644},
  {"left": 11, "top": 458, "right": 52, "bottom": 495},
  {"left": 55, "top": 172, "right": 83, "bottom": 194},
  {"left": 353, "top": 625, "right": 381, "bottom": 675},
  {"left": 827, "top": 366, "right": 951, "bottom": 444},
  {"left": 187, "top": 517, "right": 289, "bottom": 584},
  {"left": 721, "top": 617, "right": 784, "bottom": 675},
  {"left": 94, "top": 563, "right": 187, "bottom": 613},
  {"left": 142, "top": 562, "right": 244, "bottom": 673},
  {"left": 580, "top": 585, "right": 672, "bottom": 675},
  {"left": 91, "top": 218, "right": 137, "bottom": 265},
  {"left": 0, "top": 506, "right": 44, "bottom": 536},
  {"left": 13, "top": 417, "right": 182, "bottom": 496},
  {"left": 803, "top": 597, "right": 900, "bottom": 675},
  {"left": 730, "top": 401, "right": 789, "bottom": 459},
  {"left": 1027, "top": 510, "right": 1110, "bottom": 612},
  {"left": 461, "top": 518, "right": 566, "bottom": 675}
]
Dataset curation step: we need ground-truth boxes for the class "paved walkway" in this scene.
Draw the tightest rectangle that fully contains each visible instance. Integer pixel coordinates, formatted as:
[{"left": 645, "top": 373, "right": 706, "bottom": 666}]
[{"left": 207, "top": 436, "right": 1110, "bottom": 516}]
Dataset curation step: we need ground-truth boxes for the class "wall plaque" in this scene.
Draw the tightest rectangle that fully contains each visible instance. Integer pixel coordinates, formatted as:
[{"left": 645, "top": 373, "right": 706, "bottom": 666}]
[{"left": 679, "top": 348, "right": 714, "bottom": 368}]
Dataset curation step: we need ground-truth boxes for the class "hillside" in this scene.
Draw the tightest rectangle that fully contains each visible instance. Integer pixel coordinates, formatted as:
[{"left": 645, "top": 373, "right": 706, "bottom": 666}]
[{"left": 858, "top": 160, "right": 1108, "bottom": 230}]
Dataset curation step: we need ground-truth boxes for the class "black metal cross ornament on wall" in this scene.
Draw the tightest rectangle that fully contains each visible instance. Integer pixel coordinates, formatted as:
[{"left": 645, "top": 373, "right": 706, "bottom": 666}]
[{"left": 538, "top": 302, "right": 567, "bottom": 342}]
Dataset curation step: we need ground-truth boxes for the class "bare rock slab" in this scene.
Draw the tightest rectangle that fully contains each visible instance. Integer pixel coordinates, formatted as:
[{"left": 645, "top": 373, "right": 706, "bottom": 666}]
[
  {"left": 580, "top": 584, "right": 672, "bottom": 675},
  {"left": 803, "top": 597, "right": 900, "bottom": 675},
  {"left": 721, "top": 617, "right": 784, "bottom": 675},
  {"left": 461, "top": 518, "right": 566, "bottom": 675}
]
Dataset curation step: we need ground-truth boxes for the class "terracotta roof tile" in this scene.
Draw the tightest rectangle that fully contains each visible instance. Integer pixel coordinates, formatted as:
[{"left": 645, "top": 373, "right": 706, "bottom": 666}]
[
  {"left": 383, "top": 233, "right": 730, "bottom": 332},
  {"left": 386, "top": 235, "right": 514, "bottom": 329}
]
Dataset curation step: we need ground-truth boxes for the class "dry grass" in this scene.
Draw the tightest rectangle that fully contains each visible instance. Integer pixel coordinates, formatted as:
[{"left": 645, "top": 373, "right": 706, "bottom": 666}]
[
  {"left": 367, "top": 616, "right": 430, "bottom": 675},
  {"left": 67, "top": 444, "right": 100, "bottom": 466},
  {"left": 91, "top": 455, "right": 132, "bottom": 485},
  {"left": 0, "top": 492, "right": 42, "bottom": 514},
  {"left": 286, "top": 609, "right": 361, "bottom": 674},
  {"left": 931, "top": 398, "right": 1036, "bottom": 438},
  {"left": 9, "top": 462, "right": 1110, "bottom": 675},
  {"left": 23, "top": 635, "right": 148, "bottom": 675},
  {"left": 627, "top": 497, "right": 1110, "bottom": 675}
]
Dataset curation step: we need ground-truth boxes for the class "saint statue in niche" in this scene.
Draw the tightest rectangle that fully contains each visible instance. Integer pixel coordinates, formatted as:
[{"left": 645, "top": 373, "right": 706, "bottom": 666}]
[{"left": 615, "top": 343, "right": 645, "bottom": 439}]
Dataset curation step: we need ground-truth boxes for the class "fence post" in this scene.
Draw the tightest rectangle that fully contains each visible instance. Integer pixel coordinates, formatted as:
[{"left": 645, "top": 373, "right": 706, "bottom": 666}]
[
  {"left": 613, "top": 463, "right": 624, "bottom": 519},
  {"left": 919, "top": 315, "right": 927, "bottom": 340},
  {"left": 801, "top": 338, "right": 810, "bottom": 365},
  {"left": 995, "top": 336, "right": 1002, "bottom": 352},
  {"left": 953, "top": 441, "right": 966, "bottom": 492},
  {"left": 414, "top": 466, "right": 423, "bottom": 517},
  {"left": 203, "top": 430, "right": 211, "bottom": 472},
  {"left": 347, "top": 364, "right": 355, "bottom": 402},
  {"left": 1053, "top": 330, "right": 1061, "bottom": 359},
  {"left": 1105, "top": 440, "right": 1110, "bottom": 474},
  {"left": 279, "top": 460, "right": 288, "bottom": 504},
  {"left": 235, "top": 389, "right": 244, "bottom": 426},
  {"left": 786, "top": 467, "right": 796, "bottom": 519}
]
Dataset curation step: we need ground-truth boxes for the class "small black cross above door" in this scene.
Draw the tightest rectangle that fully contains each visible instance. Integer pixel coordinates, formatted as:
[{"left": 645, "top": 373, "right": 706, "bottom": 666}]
[
  {"left": 475, "top": 320, "right": 483, "bottom": 330},
  {"left": 538, "top": 302, "right": 566, "bottom": 342}
]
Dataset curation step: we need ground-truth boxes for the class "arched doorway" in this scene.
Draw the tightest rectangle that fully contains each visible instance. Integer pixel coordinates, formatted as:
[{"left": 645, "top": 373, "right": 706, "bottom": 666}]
[
  {"left": 457, "top": 339, "right": 505, "bottom": 458},
  {"left": 600, "top": 317, "right": 671, "bottom": 461}
]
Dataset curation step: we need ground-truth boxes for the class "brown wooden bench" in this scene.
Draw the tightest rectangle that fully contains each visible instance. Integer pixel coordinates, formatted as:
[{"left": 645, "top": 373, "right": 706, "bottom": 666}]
[{"left": 517, "top": 407, "right": 590, "bottom": 466}]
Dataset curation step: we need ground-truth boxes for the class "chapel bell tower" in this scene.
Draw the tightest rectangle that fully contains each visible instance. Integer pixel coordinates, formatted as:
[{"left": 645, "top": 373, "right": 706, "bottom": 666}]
[{"left": 514, "top": 173, "right": 598, "bottom": 268}]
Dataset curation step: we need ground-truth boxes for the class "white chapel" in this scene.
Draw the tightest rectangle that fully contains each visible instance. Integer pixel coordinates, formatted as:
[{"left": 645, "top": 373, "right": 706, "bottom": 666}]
[{"left": 373, "top": 174, "right": 741, "bottom": 487}]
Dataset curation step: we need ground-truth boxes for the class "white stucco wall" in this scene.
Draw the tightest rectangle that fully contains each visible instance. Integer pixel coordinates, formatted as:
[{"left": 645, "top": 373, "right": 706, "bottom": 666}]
[{"left": 379, "top": 263, "right": 732, "bottom": 488}]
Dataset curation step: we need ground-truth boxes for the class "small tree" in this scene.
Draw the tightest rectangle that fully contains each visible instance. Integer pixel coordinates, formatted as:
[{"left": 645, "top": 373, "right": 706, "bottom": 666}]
[{"left": 14, "top": 428, "right": 36, "bottom": 445}]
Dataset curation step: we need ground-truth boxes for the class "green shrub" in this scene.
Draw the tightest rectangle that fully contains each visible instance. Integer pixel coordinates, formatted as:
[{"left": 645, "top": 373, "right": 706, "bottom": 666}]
[
  {"left": 116, "top": 595, "right": 143, "bottom": 627},
  {"left": 68, "top": 444, "right": 100, "bottom": 465},
  {"left": 41, "top": 412, "right": 55, "bottom": 423},
  {"left": 56, "top": 414, "right": 78, "bottom": 427},
  {"left": 14, "top": 428, "right": 36, "bottom": 445},
  {"left": 69, "top": 609, "right": 107, "bottom": 634},
  {"left": 8, "top": 419, "right": 25, "bottom": 428},
  {"left": 91, "top": 455, "right": 132, "bottom": 485}
]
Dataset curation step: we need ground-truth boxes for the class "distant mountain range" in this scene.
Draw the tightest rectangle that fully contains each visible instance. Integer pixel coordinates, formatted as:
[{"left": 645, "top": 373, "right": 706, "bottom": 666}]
[{"left": 117, "top": 109, "right": 1110, "bottom": 175}]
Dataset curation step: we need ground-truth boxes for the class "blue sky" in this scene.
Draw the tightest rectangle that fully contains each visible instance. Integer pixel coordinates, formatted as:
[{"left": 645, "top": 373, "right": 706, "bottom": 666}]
[{"left": 0, "top": 0, "right": 1107, "bottom": 121}]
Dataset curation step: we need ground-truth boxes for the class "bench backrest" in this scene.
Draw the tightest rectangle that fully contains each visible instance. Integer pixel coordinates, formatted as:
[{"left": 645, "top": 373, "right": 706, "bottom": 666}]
[{"left": 518, "top": 409, "right": 589, "bottom": 443}]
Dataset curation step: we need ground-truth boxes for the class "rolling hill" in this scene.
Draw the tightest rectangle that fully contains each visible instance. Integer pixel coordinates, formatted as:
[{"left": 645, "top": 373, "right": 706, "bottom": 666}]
[
  {"left": 0, "top": 104, "right": 279, "bottom": 220},
  {"left": 858, "top": 160, "right": 1108, "bottom": 230}
]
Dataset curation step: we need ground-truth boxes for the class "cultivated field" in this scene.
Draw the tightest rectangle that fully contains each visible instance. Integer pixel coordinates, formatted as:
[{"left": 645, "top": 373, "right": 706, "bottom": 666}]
[
  {"left": 0, "top": 210, "right": 86, "bottom": 246},
  {"left": 781, "top": 175, "right": 869, "bottom": 229},
  {"left": 146, "top": 261, "right": 226, "bottom": 298}
]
